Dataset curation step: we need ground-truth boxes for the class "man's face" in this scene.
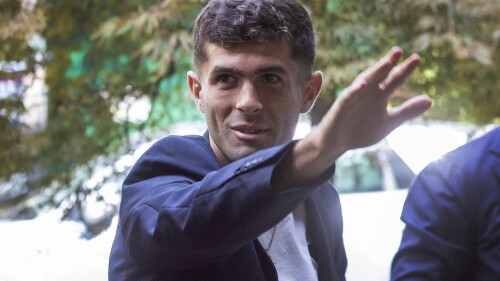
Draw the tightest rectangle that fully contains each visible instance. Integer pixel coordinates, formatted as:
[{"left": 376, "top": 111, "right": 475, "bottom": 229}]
[{"left": 188, "top": 41, "right": 320, "bottom": 165}]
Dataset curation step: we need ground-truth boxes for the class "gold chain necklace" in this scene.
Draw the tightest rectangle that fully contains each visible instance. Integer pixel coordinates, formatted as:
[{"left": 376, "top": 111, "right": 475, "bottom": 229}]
[{"left": 265, "top": 225, "right": 278, "bottom": 254}]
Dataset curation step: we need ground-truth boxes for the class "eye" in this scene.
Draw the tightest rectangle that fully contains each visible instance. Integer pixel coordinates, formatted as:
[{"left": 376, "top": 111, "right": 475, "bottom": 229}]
[
  {"left": 217, "top": 74, "right": 237, "bottom": 84},
  {"left": 263, "top": 74, "right": 280, "bottom": 84}
]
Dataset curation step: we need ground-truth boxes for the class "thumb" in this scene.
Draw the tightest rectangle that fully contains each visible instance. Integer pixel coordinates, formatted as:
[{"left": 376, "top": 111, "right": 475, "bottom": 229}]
[{"left": 389, "top": 95, "right": 432, "bottom": 128}]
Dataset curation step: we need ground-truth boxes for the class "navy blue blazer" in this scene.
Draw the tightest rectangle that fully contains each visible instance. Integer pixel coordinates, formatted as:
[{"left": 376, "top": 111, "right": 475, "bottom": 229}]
[
  {"left": 109, "top": 132, "right": 347, "bottom": 280},
  {"left": 391, "top": 127, "right": 500, "bottom": 280}
]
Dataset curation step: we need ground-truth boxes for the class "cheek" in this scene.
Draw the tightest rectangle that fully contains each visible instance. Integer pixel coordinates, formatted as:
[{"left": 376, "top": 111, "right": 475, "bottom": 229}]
[
  {"left": 199, "top": 91, "right": 226, "bottom": 116},
  {"left": 269, "top": 104, "right": 300, "bottom": 131},
  {"left": 203, "top": 96, "right": 230, "bottom": 124},
  {"left": 198, "top": 89, "right": 211, "bottom": 114},
  {"left": 281, "top": 100, "right": 302, "bottom": 129}
]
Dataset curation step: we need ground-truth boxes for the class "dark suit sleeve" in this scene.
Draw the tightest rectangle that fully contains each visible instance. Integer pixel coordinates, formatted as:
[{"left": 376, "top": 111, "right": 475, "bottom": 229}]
[
  {"left": 390, "top": 158, "right": 476, "bottom": 281},
  {"left": 391, "top": 128, "right": 500, "bottom": 281},
  {"left": 116, "top": 135, "right": 334, "bottom": 269}
]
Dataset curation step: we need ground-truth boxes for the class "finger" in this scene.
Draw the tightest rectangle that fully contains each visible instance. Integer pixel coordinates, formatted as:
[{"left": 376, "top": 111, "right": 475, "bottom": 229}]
[
  {"left": 356, "top": 47, "right": 403, "bottom": 87},
  {"left": 379, "top": 54, "right": 420, "bottom": 95},
  {"left": 387, "top": 46, "right": 404, "bottom": 65},
  {"left": 388, "top": 95, "right": 432, "bottom": 128},
  {"left": 337, "top": 79, "right": 368, "bottom": 106}
]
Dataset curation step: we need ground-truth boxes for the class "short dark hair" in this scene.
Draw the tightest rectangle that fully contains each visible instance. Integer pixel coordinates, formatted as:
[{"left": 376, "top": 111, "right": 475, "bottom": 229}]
[{"left": 193, "top": 0, "right": 316, "bottom": 74}]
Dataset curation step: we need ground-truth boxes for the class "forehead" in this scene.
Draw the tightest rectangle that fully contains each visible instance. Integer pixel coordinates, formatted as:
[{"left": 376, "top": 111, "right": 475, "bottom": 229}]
[{"left": 200, "top": 41, "right": 299, "bottom": 76}]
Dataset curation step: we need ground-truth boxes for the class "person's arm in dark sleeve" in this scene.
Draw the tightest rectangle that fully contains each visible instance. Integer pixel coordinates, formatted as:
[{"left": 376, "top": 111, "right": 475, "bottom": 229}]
[
  {"left": 391, "top": 160, "right": 475, "bottom": 281},
  {"left": 118, "top": 136, "right": 334, "bottom": 270}
]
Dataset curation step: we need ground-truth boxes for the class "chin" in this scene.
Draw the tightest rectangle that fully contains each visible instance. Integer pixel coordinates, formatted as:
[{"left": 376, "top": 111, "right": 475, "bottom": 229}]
[
  {"left": 224, "top": 139, "right": 278, "bottom": 161},
  {"left": 226, "top": 147, "right": 259, "bottom": 162}
]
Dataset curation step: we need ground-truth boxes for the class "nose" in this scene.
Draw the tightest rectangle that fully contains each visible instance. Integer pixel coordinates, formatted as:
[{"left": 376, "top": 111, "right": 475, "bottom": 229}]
[{"left": 236, "top": 82, "right": 263, "bottom": 114}]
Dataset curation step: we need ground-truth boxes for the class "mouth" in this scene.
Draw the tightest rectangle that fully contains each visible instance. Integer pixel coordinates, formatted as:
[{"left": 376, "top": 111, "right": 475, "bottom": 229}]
[
  {"left": 235, "top": 128, "right": 266, "bottom": 134},
  {"left": 231, "top": 125, "right": 269, "bottom": 139}
]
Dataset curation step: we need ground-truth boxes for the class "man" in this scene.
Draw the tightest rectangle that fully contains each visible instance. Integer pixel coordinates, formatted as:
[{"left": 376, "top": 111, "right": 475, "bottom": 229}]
[
  {"left": 391, "top": 127, "right": 500, "bottom": 280},
  {"left": 109, "top": 0, "right": 432, "bottom": 280}
]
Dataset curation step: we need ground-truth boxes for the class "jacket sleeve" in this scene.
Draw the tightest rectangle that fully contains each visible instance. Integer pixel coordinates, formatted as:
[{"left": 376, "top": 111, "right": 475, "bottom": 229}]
[
  {"left": 117, "top": 135, "right": 335, "bottom": 269},
  {"left": 390, "top": 159, "right": 475, "bottom": 281}
]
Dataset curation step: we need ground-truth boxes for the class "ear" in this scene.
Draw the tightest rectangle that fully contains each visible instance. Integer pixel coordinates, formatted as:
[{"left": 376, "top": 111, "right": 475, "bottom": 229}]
[
  {"left": 300, "top": 71, "right": 323, "bottom": 113},
  {"left": 187, "top": 71, "right": 205, "bottom": 113}
]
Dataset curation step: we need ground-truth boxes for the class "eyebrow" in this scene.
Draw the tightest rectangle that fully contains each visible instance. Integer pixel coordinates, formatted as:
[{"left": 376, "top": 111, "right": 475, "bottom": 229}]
[
  {"left": 210, "top": 66, "right": 244, "bottom": 77},
  {"left": 209, "top": 65, "right": 288, "bottom": 78},
  {"left": 255, "top": 66, "right": 289, "bottom": 77}
]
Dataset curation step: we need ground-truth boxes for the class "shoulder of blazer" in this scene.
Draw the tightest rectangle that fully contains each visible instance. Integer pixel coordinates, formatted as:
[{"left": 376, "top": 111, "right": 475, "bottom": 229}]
[{"left": 124, "top": 134, "right": 220, "bottom": 185}]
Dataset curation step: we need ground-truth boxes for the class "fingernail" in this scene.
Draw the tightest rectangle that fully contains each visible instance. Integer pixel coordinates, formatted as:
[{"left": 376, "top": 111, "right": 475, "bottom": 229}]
[
  {"left": 391, "top": 46, "right": 402, "bottom": 53},
  {"left": 410, "top": 53, "right": 420, "bottom": 60}
]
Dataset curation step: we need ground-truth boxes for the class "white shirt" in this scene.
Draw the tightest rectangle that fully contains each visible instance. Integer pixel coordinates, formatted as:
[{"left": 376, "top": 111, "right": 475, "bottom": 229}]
[{"left": 258, "top": 203, "right": 319, "bottom": 281}]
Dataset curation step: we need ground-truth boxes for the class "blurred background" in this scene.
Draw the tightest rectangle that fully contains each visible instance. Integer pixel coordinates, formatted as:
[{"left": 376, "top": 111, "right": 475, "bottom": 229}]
[{"left": 1, "top": 0, "right": 499, "bottom": 280}]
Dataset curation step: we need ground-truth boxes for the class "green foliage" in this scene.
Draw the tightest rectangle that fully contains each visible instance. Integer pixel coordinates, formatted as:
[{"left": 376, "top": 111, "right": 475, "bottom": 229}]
[
  {"left": 0, "top": 0, "right": 498, "bottom": 217},
  {"left": 0, "top": 0, "right": 204, "bottom": 217},
  {"left": 305, "top": 0, "right": 500, "bottom": 125}
]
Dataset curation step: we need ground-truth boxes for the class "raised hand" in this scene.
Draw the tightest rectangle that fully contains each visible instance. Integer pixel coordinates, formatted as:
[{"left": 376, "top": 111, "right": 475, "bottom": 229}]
[
  {"left": 274, "top": 47, "right": 432, "bottom": 191},
  {"left": 315, "top": 46, "right": 432, "bottom": 159}
]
